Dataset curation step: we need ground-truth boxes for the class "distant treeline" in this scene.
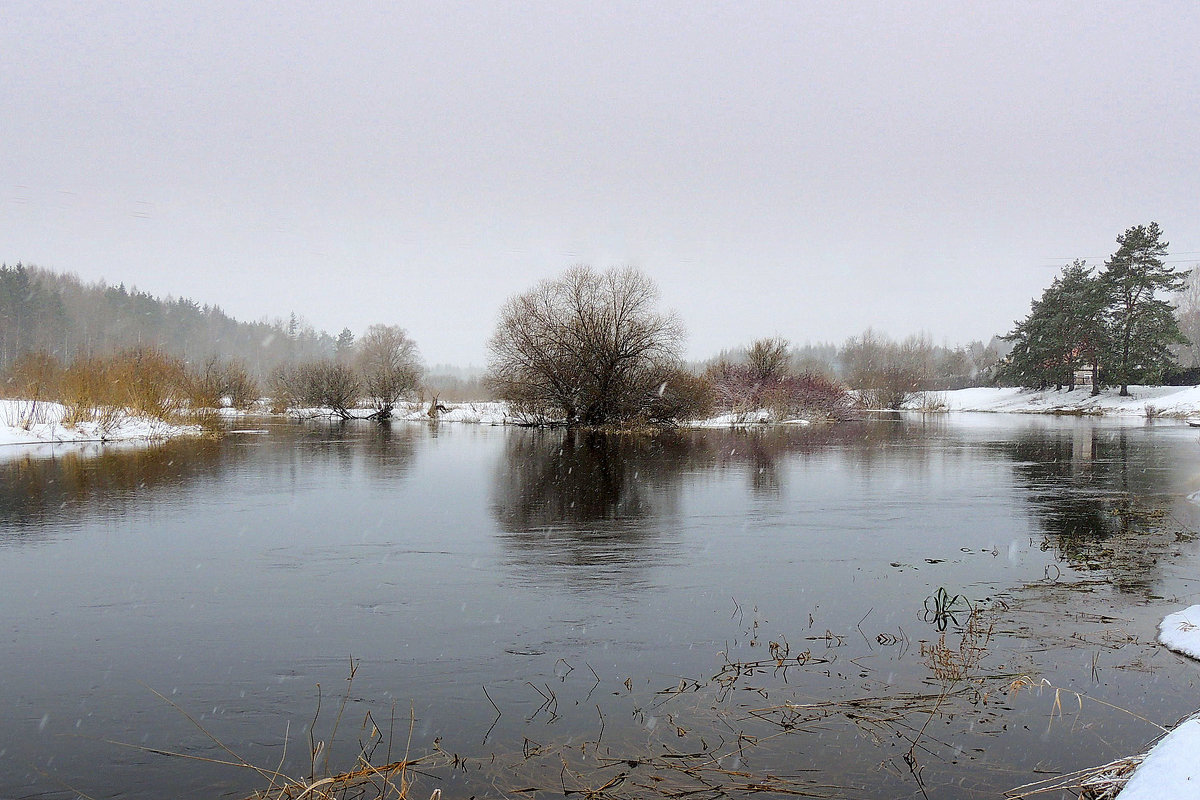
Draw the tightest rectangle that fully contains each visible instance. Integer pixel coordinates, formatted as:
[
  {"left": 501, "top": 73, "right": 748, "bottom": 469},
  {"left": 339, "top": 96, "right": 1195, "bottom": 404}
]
[{"left": 0, "top": 263, "right": 340, "bottom": 376}]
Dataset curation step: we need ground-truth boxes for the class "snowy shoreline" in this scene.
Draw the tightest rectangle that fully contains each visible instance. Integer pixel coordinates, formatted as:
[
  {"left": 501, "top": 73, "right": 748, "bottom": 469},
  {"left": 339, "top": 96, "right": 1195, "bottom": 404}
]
[
  {"left": 1114, "top": 608, "right": 1200, "bottom": 798},
  {"left": 8, "top": 385, "right": 1200, "bottom": 451},
  {"left": 0, "top": 399, "right": 201, "bottom": 449},
  {"left": 903, "top": 385, "right": 1200, "bottom": 417}
]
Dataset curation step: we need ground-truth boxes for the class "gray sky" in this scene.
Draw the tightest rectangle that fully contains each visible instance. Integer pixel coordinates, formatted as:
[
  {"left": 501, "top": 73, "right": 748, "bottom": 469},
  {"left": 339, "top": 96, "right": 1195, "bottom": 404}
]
[{"left": 3, "top": 1, "right": 1199, "bottom": 366}]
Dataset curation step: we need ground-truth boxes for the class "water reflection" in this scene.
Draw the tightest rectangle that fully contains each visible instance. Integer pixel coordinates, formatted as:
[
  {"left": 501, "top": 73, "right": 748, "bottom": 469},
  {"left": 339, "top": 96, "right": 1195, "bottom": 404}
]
[
  {"left": 489, "top": 422, "right": 927, "bottom": 586},
  {"left": 1001, "top": 424, "right": 1194, "bottom": 594},
  {"left": 0, "top": 438, "right": 228, "bottom": 533},
  {"left": 0, "top": 420, "right": 420, "bottom": 543},
  {"left": 2, "top": 417, "right": 1199, "bottom": 800},
  {"left": 490, "top": 429, "right": 691, "bottom": 585}
]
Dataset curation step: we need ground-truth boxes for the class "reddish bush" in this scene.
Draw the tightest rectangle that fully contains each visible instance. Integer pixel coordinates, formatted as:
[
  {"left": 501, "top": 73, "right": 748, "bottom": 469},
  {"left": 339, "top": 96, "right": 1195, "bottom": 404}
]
[{"left": 706, "top": 357, "right": 850, "bottom": 421}]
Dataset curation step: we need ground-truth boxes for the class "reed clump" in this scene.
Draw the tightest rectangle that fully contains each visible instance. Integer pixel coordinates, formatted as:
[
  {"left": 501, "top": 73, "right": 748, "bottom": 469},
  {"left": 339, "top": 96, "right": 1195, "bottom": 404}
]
[{"left": 2, "top": 348, "right": 259, "bottom": 432}]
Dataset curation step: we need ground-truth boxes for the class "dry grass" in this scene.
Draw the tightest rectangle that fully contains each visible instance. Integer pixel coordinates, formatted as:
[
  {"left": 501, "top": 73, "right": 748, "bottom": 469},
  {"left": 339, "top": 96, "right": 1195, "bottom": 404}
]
[
  {"left": 920, "top": 603, "right": 995, "bottom": 684},
  {"left": 1006, "top": 753, "right": 1143, "bottom": 799}
]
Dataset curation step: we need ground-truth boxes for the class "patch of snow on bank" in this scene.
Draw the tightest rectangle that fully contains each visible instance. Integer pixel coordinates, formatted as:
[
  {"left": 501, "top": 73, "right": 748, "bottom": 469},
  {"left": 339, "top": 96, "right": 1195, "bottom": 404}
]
[
  {"left": 1159, "top": 605, "right": 1200, "bottom": 660},
  {"left": 290, "top": 402, "right": 514, "bottom": 425},
  {"left": 687, "top": 410, "right": 814, "bottom": 428},
  {"left": 0, "top": 399, "right": 199, "bottom": 447},
  {"left": 906, "top": 386, "right": 1200, "bottom": 417},
  {"left": 1115, "top": 717, "right": 1200, "bottom": 799}
]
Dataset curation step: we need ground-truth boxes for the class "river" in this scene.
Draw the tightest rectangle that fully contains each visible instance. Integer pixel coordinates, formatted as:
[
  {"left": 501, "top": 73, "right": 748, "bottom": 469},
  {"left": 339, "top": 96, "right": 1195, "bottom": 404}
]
[{"left": 2, "top": 415, "right": 1199, "bottom": 799}]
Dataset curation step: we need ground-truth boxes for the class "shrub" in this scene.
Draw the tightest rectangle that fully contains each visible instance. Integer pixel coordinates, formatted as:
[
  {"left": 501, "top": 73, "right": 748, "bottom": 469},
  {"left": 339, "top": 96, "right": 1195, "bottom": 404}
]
[
  {"left": 270, "top": 360, "right": 360, "bottom": 418},
  {"left": 187, "top": 357, "right": 260, "bottom": 410},
  {"left": 646, "top": 369, "right": 716, "bottom": 423},
  {"left": 854, "top": 365, "right": 923, "bottom": 410},
  {"left": 706, "top": 339, "right": 851, "bottom": 421},
  {"left": 3, "top": 350, "right": 63, "bottom": 400}
]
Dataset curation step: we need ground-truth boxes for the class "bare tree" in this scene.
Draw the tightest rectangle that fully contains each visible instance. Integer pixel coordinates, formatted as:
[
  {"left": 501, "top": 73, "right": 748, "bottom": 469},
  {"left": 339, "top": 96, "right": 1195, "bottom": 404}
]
[
  {"left": 355, "top": 324, "right": 422, "bottom": 419},
  {"left": 841, "top": 329, "right": 925, "bottom": 409},
  {"left": 487, "top": 266, "right": 692, "bottom": 425},
  {"left": 745, "top": 335, "right": 791, "bottom": 382}
]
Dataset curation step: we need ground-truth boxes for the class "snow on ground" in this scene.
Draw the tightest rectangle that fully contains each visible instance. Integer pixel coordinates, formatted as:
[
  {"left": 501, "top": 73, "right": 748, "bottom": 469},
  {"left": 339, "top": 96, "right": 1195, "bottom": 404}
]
[
  {"left": 1112, "top": 609, "right": 1200, "bottom": 798},
  {"left": 686, "top": 410, "right": 812, "bottom": 427},
  {"left": 0, "top": 399, "right": 199, "bottom": 447},
  {"left": 1115, "top": 717, "right": 1200, "bottom": 799},
  {"left": 1159, "top": 605, "right": 1200, "bottom": 661},
  {"left": 401, "top": 401, "right": 510, "bottom": 424},
  {"left": 904, "top": 385, "right": 1200, "bottom": 417},
  {"left": 270, "top": 386, "right": 1200, "bottom": 428},
  {"left": 290, "top": 402, "right": 513, "bottom": 425}
]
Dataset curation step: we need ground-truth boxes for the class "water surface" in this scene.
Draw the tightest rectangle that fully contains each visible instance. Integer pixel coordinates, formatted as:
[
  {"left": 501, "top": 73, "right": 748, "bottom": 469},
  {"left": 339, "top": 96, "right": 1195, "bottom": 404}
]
[{"left": 2, "top": 415, "right": 1199, "bottom": 798}]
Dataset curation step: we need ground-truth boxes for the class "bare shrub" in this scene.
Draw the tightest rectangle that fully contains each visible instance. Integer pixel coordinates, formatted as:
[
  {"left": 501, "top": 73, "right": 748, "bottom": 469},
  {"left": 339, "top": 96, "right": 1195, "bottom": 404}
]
[
  {"left": 268, "top": 364, "right": 304, "bottom": 413},
  {"left": 355, "top": 324, "right": 422, "bottom": 418},
  {"left": 272, "top": 360, "right": 360, "bottom": 418},
  {"left": 855, "top": 365, "right": 923, "bottom": 410},
  {"left": 186, "top": 356, "right": 226, "bottom": 410},
  {"left": 914, "top": 391, "right": 949, "bottom": 412},
  {"left": 106, "top": 348, "right": 188, "bottom": 419},
  {"left": 487, "top": 266, "right": 686, "bottom": 425},
  {"left": 51, "top": 348, "right": 188, "bottom": 423},
  {"left": 2, "top": 351, "right": 63, "bottom": 429},
  {"left": 842, "top": 329, "right": 928, "bottom": 409},
  {"left": 706, "top": 338, "right": 851, "bottom": 421},
  {"left": 4, "top": 350, "right": 63, "bottom": 400},
  {"left": 646, "top": 368, "right": 715, "bottom": 423},
  {"left": 187, "top": 357, "right": 260, "bottom": 411},
  {"left": 746, "top": 336, "right": 791, "bottom": 382},
  {"left": 60, "top": 356, "right": 108, "bottom": 425},
  {"left": 222, "top": 360, "right": 259, "bottom": 410}
]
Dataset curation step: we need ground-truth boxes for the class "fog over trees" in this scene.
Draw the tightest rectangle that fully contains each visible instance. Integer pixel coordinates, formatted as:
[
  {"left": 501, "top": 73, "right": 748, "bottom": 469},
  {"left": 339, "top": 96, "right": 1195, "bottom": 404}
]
[
  {"left": 0, "top": 264, "right": 340, "bottom": 376},
  {"left": 6, "top": 227, "right": 1200, "bottom": 424}
]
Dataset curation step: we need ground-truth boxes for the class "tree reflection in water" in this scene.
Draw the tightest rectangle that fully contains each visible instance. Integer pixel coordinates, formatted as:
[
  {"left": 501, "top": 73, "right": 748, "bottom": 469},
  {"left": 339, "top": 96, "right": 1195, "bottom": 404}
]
[
  {"left": 489, "top": 422, "right": 915, "bottom": 586},
  {"left": 0, "top": 420, "right": 420, "bottom": 544},
  {"left": 0, "top": 438, "right": 228, "bottom": 533},
  {"left": 1001, "top": 423, "right": 1197, "bottom": 595}
]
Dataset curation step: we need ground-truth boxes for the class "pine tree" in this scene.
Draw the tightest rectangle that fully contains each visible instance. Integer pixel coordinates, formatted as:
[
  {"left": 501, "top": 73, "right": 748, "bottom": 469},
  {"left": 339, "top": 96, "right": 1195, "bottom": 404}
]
[
  {"left": 1053, "top": 260, "right": 1108, "bottom": 394},
  {"left": 1100, "top": 223, "right": 1189, "bottom": 395},
  {"left": 999, "top": 261, "right": 1107, "bottom": 391}
]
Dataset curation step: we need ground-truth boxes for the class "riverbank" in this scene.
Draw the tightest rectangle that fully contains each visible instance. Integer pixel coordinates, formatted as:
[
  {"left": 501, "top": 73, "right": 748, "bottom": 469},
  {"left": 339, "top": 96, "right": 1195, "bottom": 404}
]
[
  {"left": 905, "top": 385, "right": 1200, "bottom": 417},
  {"left": 0, "top": 399, "right": 200, "bottom": 447},
  {"left": 10, "top": 384, "right": 1200, "bottom": 450}
]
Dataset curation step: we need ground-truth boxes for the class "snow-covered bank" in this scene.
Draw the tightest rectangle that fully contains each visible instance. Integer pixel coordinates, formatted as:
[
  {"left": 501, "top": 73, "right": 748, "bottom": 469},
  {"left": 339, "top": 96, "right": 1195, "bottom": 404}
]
[
  {"left": 0, "top": 399, "right": 200, "bottom": 447},
  {"left": 1107, "top": 608, "right": 1200, "bottom": 798},
  {"left": 1159, "top": 605, "right": 1200, "bottom": 661},
  {"left": 287, "top": 386, "right": 1200, "bottom": 427},
  {"left": 290, "top": 401, "right": 512, "bottom": 425},
  {"left": 686, "top": 409, "right": 813, "bottom": 427},
  {"left": 292, "top": 402, "right": 823, "bottom": 428},
  {"left": 904, "top": 385, "right": 1200, "bottom": 417},
  {"left": 1114, "top": 717, "right": 1200, "bottom": 799}
]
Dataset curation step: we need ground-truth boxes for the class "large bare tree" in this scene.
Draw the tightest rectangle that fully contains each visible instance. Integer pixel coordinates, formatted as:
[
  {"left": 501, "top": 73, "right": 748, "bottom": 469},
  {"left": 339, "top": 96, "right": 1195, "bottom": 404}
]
[
  {"left": 487, "top": 266, "right": 691, "bottom": 425},
  {"left": 355, "top": 324, "right": 422, "bottom": 419}
]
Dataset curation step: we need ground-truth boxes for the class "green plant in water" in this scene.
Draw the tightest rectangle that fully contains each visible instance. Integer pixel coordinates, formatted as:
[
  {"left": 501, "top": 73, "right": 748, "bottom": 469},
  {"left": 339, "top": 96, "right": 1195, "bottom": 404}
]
[{"left": 923, "top": 587, "right": 970, "bottom": 632}]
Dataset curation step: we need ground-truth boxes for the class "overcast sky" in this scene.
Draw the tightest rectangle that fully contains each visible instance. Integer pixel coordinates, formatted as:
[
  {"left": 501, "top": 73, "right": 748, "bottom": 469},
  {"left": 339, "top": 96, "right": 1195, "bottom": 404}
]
[{"left": 3, "top": 2, "right": 1198, "bottom": 366}]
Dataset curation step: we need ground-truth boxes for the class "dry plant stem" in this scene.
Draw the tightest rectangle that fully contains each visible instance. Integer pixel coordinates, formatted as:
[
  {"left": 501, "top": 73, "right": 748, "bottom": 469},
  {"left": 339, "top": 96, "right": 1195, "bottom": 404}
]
[
  {"left": 309, "top": 682, "right": 323, "bottom": 782},
  {"left": 323, "top": 656, "right": 358, "bottom": 776},
  {"left": 1006, "top": 754, "right": 1144, "bottom": 799},
  {"left": 143, "top": 684, "right": 281, "bottom": 785}
]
